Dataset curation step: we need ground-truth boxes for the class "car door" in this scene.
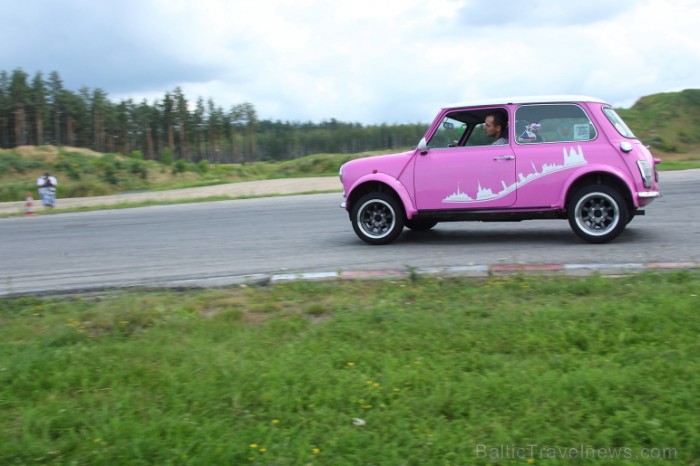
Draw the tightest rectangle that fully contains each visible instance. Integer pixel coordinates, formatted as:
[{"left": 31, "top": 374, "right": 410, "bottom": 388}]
[
  {"left": 509, "top": 103, "right": 602, "bottom": 208},
  {"left": 413, "top": 143, "right": 517, "bottom": 211}
]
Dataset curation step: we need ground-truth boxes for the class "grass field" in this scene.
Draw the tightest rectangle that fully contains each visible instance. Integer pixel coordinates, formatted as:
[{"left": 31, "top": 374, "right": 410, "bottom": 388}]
[{"left": 1, "top": 271, "right": 698, "bottom": 465}]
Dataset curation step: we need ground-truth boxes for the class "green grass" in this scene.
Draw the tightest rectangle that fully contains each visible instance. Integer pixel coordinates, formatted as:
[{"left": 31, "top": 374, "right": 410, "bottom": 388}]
[
  {"left": 1, "top": 272, "right": 698, "bottom": 465},
  {"left": 655, "top": 157, "right": 700, "bottom": 171}
]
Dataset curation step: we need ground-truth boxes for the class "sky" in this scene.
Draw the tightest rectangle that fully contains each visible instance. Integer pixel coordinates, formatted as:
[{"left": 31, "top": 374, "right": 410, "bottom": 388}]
[{"left": 2, "top": 0, "right": 700, "bottom": 125}]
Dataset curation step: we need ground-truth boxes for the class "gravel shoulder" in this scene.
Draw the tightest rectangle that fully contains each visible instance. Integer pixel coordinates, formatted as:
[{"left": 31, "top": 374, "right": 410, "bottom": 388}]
[{"left": 1, "top": 177, "right": 342, "bottom": 215}]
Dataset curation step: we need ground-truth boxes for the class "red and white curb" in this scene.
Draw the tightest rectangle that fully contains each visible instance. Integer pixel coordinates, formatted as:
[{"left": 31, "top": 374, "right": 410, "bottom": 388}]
[{"left": 4, "top": 262, "right": 697, "bottom": 298}]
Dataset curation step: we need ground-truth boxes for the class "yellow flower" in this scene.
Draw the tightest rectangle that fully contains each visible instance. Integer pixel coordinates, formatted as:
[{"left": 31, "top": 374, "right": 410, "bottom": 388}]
[
  {"left": 272, "top": 419, "right": 280, "bottom": 425},
  {"left": 312, "top": 448, "right": 320, "bottom": 455},
  {"left": 249, "top": 444, "right": 258, "bottom": 449},
  {"left": 346, "top": 362, "right": 355, "bottom": 367},
  {"left": 259, "top": 447, "right": 267, "bottom": 453},
  {"left": 527, "top": 459, "right": 536, "bottom": 464}
]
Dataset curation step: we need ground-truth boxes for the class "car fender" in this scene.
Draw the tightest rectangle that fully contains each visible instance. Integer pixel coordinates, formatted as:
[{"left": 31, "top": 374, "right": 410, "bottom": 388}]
[
  {"left": 347, "top": 173, "right": 418, "bottom": 219},
  {"left": 559, "top": 163, "right": 638, "bottom": 209}
]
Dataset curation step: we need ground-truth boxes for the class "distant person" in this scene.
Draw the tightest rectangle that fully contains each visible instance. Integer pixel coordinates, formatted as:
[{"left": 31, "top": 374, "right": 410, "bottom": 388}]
[
  {"left": 36, "top": 172, "right": 58, "bottom": 208},
  {"left": 484, "top": 112, "right": 508, "bottom": 145}
]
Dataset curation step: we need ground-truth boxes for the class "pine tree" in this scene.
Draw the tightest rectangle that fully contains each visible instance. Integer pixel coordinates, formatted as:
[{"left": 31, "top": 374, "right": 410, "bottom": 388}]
[
  {"left": 30, "top": 71, "right": 47, "bottom": 145},
  {"left": 9, "top": 68, "right": 30, "bottom": 146}
]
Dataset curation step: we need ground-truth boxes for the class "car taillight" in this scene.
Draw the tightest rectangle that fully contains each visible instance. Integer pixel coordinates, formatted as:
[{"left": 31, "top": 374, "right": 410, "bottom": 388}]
[
  {"left": 653, "top": 158, "right": 661, "bottom": 182},
  {"left": 637, "top": 160, "right": 653, "bottom": 188}
]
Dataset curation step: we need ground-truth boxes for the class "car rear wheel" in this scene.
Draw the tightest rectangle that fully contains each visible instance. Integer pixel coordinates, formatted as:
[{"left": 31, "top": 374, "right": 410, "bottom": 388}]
[
  {"left": 568, "top": 185, "right": 628, "bottom": 243},
  {"left": 352, "top": 192, "right": 404, "bottom": 245}
]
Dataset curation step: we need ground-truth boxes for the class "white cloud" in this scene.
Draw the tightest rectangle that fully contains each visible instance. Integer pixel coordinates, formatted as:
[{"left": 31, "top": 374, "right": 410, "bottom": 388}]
[{"left": 1, "top": 0, "right": 699, "bottom": 123}]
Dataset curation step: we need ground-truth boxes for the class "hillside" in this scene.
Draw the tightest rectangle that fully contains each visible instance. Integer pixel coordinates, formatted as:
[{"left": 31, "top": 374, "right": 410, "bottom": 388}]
[{"left": 617, "top": 89, "right": 700, "bottom": 154}]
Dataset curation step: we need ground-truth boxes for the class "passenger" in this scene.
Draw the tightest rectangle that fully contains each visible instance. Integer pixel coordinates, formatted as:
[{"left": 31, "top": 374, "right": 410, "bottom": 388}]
[{"left": 484, "top": 112, "right": 508, "bottom": 145}]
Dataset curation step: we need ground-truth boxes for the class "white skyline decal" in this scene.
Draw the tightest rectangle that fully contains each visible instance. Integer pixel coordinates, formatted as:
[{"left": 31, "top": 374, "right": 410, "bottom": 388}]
[{"left": 442, "top": 145, "right": 588, "bottom": 203}]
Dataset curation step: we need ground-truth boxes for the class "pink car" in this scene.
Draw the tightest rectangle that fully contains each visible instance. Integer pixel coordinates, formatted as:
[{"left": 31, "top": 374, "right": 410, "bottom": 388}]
[{"left": 340, "top": 96, "right": 661, "bottom": 245}]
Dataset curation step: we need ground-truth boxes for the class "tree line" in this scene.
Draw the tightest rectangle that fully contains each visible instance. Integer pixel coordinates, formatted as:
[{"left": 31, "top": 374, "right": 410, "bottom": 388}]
[{"left": 0, "top": 68, "right": 427, "bottom": 163}]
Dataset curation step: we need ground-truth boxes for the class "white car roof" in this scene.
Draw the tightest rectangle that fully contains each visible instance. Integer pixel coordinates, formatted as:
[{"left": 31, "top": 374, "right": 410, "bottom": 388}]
[{"left": 443, "top": 95, "right": 608, "bottom": 109}]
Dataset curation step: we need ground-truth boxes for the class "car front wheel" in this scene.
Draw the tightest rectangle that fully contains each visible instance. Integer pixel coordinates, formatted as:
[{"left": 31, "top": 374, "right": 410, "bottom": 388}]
[
  {"left": 352, "top": 192, "right": 404, "bottom": 245},
  {"left": 568, "top": 185, "right": 629, "bottom": 243}
]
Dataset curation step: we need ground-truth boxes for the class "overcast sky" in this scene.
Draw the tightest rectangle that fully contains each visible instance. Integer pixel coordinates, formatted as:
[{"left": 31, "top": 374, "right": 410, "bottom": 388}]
[{"left": 3, "top": 0, "right": 700, "bottom": 124}]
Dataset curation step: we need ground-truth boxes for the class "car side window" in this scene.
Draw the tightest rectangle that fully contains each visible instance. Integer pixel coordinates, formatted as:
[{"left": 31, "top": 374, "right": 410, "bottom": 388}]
[
  {"left": 514, "top": 104, "right": 597, "bottom": 144},
  {"left": 428, "top": 116, "right": 468, "bottom": 148},
  {"left": 463, "top": 123, "right": 491, "bottom": 146},
  {"left": 429, "top": 108, "right": 509, "bottom": 148},
  {"left": 603, "top": 106, "right": 636, "bottom": 138}
]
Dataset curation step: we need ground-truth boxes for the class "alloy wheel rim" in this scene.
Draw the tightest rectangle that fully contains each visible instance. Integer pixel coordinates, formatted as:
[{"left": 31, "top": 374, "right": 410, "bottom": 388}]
[
  {"left": 357, "top": 199, "right": 396, "bottom": 239},
  {"left": 575, "top": 192, "right": 619, "bottom": 236}
]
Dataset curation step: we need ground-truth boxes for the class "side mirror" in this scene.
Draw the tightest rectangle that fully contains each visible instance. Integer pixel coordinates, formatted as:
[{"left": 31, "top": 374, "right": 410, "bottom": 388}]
[
  {"left": 417, "top": 137, "right": 428, "bottom": 155},
  {"left": 620, "top": 141, "right": 633, "bottom": 153}
]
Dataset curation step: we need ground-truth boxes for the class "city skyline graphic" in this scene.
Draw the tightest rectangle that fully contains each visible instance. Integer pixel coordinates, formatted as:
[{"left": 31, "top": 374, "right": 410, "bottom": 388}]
[{"left": 442, "top": 145, "right": 588, "bottom": 204}]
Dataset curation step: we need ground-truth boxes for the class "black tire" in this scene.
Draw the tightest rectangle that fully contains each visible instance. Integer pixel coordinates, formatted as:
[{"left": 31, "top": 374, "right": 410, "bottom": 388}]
[
  {"left": 405, "top": 219, "right": 438, "bottom": 231},
  {"left": 351, "top": 192, "right": 404, "bottom": 245},
  {"left": 567, "top": 185, "right": 629, "bottom": 243}
]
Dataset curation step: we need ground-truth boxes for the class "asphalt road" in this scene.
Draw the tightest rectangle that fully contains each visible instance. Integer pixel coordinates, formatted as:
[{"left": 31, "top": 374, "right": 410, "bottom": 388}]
[{"left": 1, "top": 170, "right": 698, "bottom": 296}]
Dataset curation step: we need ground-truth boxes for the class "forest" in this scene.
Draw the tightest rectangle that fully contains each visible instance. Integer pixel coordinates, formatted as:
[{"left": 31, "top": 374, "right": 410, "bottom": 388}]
[{"left": 0, "top": 68, "right": 427, "bottom": 163}]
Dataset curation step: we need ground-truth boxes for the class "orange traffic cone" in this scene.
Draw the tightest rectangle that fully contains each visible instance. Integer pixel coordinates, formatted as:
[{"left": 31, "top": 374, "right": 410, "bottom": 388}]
[{"left": 25, "top": 192, "right": 36, "bottom": 216}]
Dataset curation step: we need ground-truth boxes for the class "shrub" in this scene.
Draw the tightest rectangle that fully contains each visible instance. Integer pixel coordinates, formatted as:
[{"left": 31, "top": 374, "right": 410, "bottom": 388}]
[
  {"left": 130, "top": 160, "right": 149, "bottom": 180},
  {"left": 0, "top": 181, "right": 35, "bottom": 202},
  {"left": 60, "top": 180, "right": 112, "bottom": 197},
  {"left": 197, "top": 159, "right": 209, "bottom": 174},
  {"left": 102, "top": 165, "right": 119, "bottom": 185},
  {"left": 160, "top": 148, "right": 173, "bottom": 165},
  {"left": 0, "top": 152, "right": 44, "bottom": 176},
  {"left": 172, "top": 159, "right": 187, "bottom": 175},
  {"left": 647, "top": 136, "right": 678, "bottom": 153}
]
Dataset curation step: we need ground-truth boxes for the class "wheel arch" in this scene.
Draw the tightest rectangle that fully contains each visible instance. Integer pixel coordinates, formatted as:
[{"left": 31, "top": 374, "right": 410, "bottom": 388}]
[
  {"left": 346, "top": 176, "right": 416, "bottom": 219},
  {"left": 564, "top": 171, "right": 636, "bottom": 212}
]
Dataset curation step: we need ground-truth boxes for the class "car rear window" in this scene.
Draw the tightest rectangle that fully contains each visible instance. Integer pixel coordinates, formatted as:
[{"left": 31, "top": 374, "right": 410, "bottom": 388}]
[{"left": 514, "top": 104, "right": 597, "bottom": 144}]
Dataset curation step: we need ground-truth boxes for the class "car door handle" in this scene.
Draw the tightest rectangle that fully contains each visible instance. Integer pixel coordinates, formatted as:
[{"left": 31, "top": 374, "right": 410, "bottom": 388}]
[{"left": 493, "top": 155, "right": 514, "bottom": 161}]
